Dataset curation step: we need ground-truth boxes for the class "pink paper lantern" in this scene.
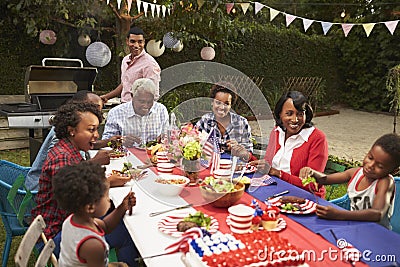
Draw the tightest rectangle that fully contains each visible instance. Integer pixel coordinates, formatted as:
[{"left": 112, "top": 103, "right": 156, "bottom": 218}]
[
  {"left": 200, "top": 47, "right": 215, "bottom": 61},
  {"left": 39, "top": 30, "right": 57, "bottom": 45}
]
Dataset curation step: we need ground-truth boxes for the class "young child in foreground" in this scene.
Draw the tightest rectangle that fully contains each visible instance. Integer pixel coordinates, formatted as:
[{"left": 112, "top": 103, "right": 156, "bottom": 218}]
[
  {"left": 53, "top": 161, "right": 136, "bottom": 267},
  {"left": 300, "top": 133, "right": 400, "bottom": 229}
]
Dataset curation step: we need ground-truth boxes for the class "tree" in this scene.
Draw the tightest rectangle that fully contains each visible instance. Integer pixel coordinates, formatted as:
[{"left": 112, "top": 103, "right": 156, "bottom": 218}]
[{"left": 4, "top": 0, "right": 252, "bottom": 55}]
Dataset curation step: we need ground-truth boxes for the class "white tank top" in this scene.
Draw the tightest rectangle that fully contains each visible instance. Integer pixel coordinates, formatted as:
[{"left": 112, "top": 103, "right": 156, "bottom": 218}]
[
  {"left": 59, "top": 214, "right": 109, "bottom": 267},
  {"left": 348, "top": 168, "right": 394, "bottom": 229}
]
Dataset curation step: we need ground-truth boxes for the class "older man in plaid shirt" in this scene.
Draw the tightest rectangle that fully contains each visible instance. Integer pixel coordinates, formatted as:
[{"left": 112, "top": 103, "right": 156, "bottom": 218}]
[{"left": 102, "top": 78, "right": 168, "bottom": 146}]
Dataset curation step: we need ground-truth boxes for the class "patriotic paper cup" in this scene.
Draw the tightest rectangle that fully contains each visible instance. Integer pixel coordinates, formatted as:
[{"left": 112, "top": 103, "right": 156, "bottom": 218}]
[
  {"left": 219, "top": 159, "right": 232, "bottom": 170},
  {"left": 227, "top": 204, "right": 254, "bottom": 234},
  {"left": 213, "top": 169, "right": 232, "bottom": 180},
  {"left": 156, "top": 151, "right": 169, "bottom": 163},
  {"left": 157, "top": 163, "right": 174, "bottom": 173}
]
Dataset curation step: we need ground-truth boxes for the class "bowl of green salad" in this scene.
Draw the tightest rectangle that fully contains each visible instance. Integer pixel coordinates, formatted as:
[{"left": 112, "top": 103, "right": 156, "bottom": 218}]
[{"left": 199, "top": 177, "right": 245, "bottom": 208}]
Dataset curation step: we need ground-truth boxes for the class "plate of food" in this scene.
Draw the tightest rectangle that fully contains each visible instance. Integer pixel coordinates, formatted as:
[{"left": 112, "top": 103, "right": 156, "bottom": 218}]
[
  {"left": 234, "top": 163, "right": 257, "bottom": 174},
  {"left": 110, "top": 150, "right": 127, "bottom": 159},
  {"left": 158, "top": 211, "right": 219, "bottom": 237},
  {"left": 108, "top": 162, "right": 136, "bottom": 177},
  {"left": 268, "top": 196, "right": 317, "bottom": 214},
  {"left": 107, "top": 139, "right": 127, "bottom": 159}
]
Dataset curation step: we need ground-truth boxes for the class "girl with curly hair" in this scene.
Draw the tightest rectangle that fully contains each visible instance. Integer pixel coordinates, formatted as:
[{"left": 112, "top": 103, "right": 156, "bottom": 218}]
[{"left": 53, "top": 161, "right": 135, "bottom": 267}]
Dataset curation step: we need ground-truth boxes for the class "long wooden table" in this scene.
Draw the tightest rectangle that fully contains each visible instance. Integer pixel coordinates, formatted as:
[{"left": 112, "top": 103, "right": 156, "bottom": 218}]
[{"left": 102, "top": 149, "right": 397, "bottom": 266}]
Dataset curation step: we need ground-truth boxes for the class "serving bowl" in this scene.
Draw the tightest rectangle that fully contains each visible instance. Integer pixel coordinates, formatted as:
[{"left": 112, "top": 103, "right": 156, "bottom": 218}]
[
  {"left": 199, "top": 182, "right": 245, "bottom": 208},
  {"left": 153, "top": 174, "right": 190, "bottom": 197}
]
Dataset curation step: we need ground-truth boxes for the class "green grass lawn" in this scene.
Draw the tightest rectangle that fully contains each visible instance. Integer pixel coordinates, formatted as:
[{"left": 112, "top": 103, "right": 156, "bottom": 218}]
[{"left": 0, "top": 148, "right": 346, "bottom": 265}]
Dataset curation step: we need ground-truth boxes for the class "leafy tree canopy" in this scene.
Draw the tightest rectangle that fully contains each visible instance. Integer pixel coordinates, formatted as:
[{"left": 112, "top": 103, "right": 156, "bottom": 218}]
[{"left": 4, "top": 0, "right": 262, "bottom": 51}]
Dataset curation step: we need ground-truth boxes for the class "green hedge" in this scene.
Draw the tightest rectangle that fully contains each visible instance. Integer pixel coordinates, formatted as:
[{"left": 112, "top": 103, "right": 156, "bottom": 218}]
[{"left": 155, "top": 24, "right": 342, "bottom": 110}]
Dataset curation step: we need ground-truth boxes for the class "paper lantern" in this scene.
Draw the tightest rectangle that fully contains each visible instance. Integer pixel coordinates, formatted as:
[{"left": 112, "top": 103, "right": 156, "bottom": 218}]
[
  {"left": 162, "top": 32, "right": 179, "bottom": 48},
  {"left": 200, "top": 47, "right": 215, "bottom": 61},
  {"left": 39, "top": 30, "right": 57, "bottom": 45},
  {"left": 78, "top": 34, "right": 91, "bottom": 47},
  {"left": 146, "top": 40, "right": 165, "bottom": 57},
  {"left": 172, "top": 40, "right": 183, "bottom": 52},
  {"left": 85, "top": 42, "right": 111, "bottom": 67}
]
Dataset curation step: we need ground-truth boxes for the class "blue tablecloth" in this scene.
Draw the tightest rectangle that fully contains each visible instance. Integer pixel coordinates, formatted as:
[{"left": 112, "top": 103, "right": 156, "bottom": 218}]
[{"left": 246, "top": 175, "right": 400, "bottom": 267}]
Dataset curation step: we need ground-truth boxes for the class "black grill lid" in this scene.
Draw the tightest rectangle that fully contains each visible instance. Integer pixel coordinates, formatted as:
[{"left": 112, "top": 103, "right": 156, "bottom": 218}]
[
  {"left": 25, "top": 66, "right": 97, "bottom": 95},
  {"left": 24, "top": 58, "right": 98, "bottom": 110}
]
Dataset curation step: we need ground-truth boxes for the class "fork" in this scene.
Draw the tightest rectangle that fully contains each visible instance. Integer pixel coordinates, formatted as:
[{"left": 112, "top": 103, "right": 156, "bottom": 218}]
[
  {"left": 309, "top": 184, "right": 319, "bottom": 204},
  {"left": 149, "top": 204, "right": 193, "bottom": 217}
]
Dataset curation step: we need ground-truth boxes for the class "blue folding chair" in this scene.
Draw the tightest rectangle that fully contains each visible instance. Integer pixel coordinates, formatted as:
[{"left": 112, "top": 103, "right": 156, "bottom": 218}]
[
  {"left": 391, "top": 177, "right": 400, "bottom": 233},
  {"left": 0, "top": 160, "right": 37, "bottom": 267},
  {"left": 329, "top": 193, "right": 350, "bottom": 210}
]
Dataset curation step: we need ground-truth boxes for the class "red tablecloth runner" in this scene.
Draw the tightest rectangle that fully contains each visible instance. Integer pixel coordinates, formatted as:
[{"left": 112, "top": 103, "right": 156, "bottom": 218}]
[{"left": 129, "top": 148, "right": 366, "bottom": 266}]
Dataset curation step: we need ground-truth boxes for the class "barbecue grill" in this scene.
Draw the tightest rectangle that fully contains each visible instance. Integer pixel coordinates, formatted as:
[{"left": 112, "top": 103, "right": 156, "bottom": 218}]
[{"left": 0, "top": 58, "right": 97, "bottom": 163}]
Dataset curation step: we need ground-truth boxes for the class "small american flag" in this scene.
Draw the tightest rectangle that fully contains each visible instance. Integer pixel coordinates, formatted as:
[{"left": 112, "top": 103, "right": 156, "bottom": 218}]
[
  {"left": 164, "top": 227, "right": 203, "bottom": 254},
  {"left": 201, "top": 128, "right": 220, "bottom": 174}
]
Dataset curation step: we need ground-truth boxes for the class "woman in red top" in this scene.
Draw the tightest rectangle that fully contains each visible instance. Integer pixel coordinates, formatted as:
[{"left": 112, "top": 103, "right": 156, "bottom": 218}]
[{"left": 250, "top": 91, "right": 328, "bottom": 198}]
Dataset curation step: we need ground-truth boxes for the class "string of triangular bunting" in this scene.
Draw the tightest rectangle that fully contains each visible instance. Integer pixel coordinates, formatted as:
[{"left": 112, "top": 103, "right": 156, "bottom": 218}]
[
  {"left": 230, "top": 2, "right": 399, "bottom": 37},
  {"left": 106, "top": 0, "right": 399, "bottom": 36},
  {"left": 106, "top": 0, "right": 171, "bottom": 18},
  {"left": 224, "top": 1, "right": 399, "bottom": 37}
]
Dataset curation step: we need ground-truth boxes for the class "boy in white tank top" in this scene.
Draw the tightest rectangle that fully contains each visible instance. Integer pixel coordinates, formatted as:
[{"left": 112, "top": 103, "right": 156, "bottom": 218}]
[
  {"left": 300, "top": 133, "right": 400, "bottom": 229},
  {"left": 53, "top": 161, "right": 136, "bottom": 267}
]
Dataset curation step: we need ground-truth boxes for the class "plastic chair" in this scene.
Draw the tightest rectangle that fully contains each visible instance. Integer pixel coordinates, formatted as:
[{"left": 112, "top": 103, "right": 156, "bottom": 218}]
[
  {"left": 329, "top": 193, "right": 350, "bottom": 210},
  {"left": 391, "top": 177, "right": 400, "bottom": 233},
  {"left": 14, "top": 215, "right": 58, "bottom": 267},
  {"left": 0, "top": 160, "right": 37, "bottom": 267}
]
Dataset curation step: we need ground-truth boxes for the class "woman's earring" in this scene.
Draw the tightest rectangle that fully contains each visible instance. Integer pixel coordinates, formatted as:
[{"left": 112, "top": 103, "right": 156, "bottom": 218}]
[{"left": 70, "top": 132, "right": 74, "bottom": 137}]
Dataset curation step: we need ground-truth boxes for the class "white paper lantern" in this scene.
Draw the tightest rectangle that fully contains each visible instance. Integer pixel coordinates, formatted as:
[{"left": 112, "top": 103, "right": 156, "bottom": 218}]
[
  {"left": 172, "top": 40, "right": 183, "bottom": 52},
  {"left": 39, "top": 30, "right": 57, "bottom": 45},
  {"left": 85, "top": 42, "right": 111, "bottom": 67},
  {"left": 200, "top": 47, "right": 215, "bottom": 61},
  {"left": 146, "top": 40, "right": 165, "bottom": 57},
  {"left": 78, "top": 34, "right": 91, "bottom": 47},
  {"left": 162, "top": 32, "right": 179, "bottom": 48}
]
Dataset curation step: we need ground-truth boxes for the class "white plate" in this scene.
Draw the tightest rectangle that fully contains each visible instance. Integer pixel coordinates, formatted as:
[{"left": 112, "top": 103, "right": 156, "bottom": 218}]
[
  {"left": 158, "top": 212, "right": 219, "bottom": 237},
  {"left": 234, "top": 164, "right": 257, "bottom": 174},
  {"left": 226, "top": 216, "right": 286, "bottom": 232},
  {"left": 105, "top": 97, "right": 121, "bottom": 105},
  {"left": 268, "top": 197, "right": 317, "bottom": 214}
]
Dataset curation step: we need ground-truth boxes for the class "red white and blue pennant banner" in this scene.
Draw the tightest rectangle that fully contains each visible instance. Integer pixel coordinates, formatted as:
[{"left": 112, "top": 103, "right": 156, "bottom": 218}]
[
  {"left": 227, "top": 1, "right": 399, "bottom": 37},
  {"left": 106, "top": 0, "right": 399, "bottom": 36}
]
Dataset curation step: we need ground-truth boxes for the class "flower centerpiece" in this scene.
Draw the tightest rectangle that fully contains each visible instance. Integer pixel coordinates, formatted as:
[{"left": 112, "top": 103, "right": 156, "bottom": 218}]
[{"left": 165, "top": 123, "right": 209, "bottom": 185}]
